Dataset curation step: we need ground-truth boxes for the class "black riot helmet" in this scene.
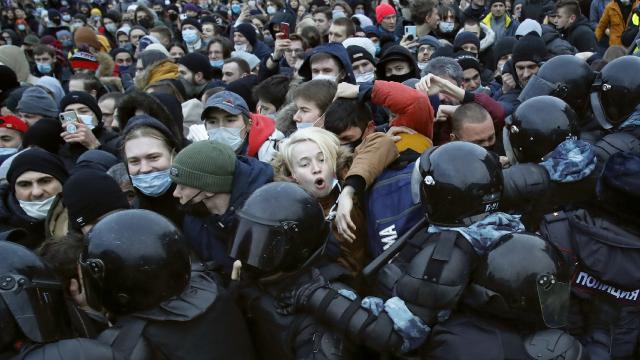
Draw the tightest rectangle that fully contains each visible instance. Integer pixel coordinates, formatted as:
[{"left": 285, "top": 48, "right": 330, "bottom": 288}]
[
  {"left": 417, "top": 142, "right": 503, "bottom": 227},
  {"left": 0, "top": 241, "right": 72, "bottom": 346},
  {"left": 519, "top": 55, "right": 595, "bottom": 116},
  {"left": 80, "top": 209, "right": 191, "bottom": 315},
  {"left": 525, "top": 329, "right": 584, "bottom": 360},
  {"left": 591, "top": 56, "right": 640, "bottom": 129},
  {"left": 230, "top": 182, "right": 329, "bottom": 277},
  {"left": 504, "top": 96, "right": 578, "bottom": 164},
  {"left": 468, "top": 232, "right": 571, "bottom": 329}
]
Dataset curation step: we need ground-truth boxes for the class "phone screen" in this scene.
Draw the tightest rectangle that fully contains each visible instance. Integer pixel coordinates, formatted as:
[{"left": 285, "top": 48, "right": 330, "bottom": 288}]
[{"left": 280, "top": 22, "right": 290, "bottom": 39}]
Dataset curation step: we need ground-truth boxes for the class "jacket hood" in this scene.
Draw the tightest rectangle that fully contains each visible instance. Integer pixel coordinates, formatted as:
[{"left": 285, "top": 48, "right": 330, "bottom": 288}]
[
  {"left": 229, "top": 156, "right": 274, "bottom": 211},
  {"left": 375, "top": 45, "right": 419, "bottom": 80},
  {"left": 298, "top": 43, "right": 356, "bottom": 84}
]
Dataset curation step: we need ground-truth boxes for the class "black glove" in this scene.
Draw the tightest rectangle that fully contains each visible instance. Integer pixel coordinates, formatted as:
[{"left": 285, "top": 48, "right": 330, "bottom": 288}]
[{"left": 276, "top": 267, "right": 327, "bottom": 315}]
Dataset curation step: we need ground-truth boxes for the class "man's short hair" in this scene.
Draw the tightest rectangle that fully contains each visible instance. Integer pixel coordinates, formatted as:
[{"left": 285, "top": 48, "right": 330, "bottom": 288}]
[
  {"left": 149, "top": 26, "right": 173, "bottom": 42},
  {"left": 99, "top": 92, "right": 124, "bottom": 104},
  {"left": 332, "top": 17, "right": 356, "bottom": 37},
  {"left": 309, "top": 52, "right": 344, "bottom": 72},
  {"left": 70, "top": 72, "right": 102, "bottom": 94},
  {"left": 313, "top": 6, "right": 333, "bottom": 20},
  {"left": 423, "top": 56, "right": 464, "bottom": 85},
  {"left": 324, "top": 98, "right": 371, "bottom": 135},
  {"left": 33, "top": 44, "right": 56, "bottom": 57},
  {"left": 451, "top": 103, "right": 491, "bottom": 134},
  {"left": 209, "top": 36, "right": 233, "bottom": 58},
  {"left": 224, "top": 57, "right": 251, "bottom": 75},
  {"left": 299, "top": 25, "right": 322, "bottom": 49},
  {"left": 555, "top": 0, "right": 581, "bottom": 16},
  {"left": 411, "top": 0, "right": 438, "bottom": 25},
  {"left": 291, "top": 79, "right": 337, "bottom": 114},
  {"left": 289, "top": 33, "right": 309, "bottom": 49},
  {"left": 253, "top": 75, "right": 290, "bottom": 111}
]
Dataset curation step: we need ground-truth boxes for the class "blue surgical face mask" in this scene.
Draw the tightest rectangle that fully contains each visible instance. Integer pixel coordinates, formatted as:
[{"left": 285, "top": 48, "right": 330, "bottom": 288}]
[
  {"left": 182, "top": 29, "right": 198, "bottom": 44},
  {"left": 18, "top": 196, "right": 56, "bottom": 220},
  {"left": 130, "top": 169, "right": 173, "bottom": 196},
  {"left": 119, "top": 65, "right": 130, "bottom": 73},
  {"left": 267, "top": 5, "right": 277, "bottom": 14},
  {"left": 78, "top": 114, "right": 95, "bottom": 129},
  {"left": 0, "top": 147, "right": 18, "bottom": 156},
  {"left": 210, "top": 59, "right": 224, "bottom": 68},
  {"left": 208, "top": 127, "right": 245, "bottom": 151},
  {"left": 231, "top": 4, "right": 242, "bottom": 14},
  {"left": 374, "top": 43, "right": 381, "bottom": 56},
  {"left": 37, "top": 63, "right": 52, "bottom": 74}
]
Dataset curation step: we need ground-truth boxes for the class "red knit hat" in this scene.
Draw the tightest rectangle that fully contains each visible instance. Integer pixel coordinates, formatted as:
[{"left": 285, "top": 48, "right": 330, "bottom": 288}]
[
  {"left": 376, "top": 3, "right": 396, "bottom": 23},
  {"left": 0, "top": 115, "right": 29, "bottom": 134}
]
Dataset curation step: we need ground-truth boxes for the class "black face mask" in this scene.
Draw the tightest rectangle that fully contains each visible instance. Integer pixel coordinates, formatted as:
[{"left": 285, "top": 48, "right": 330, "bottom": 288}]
[
  {"left": 178, "top": 191, "right": 211, "bottom": 218},
  {"left": 168, "top": 13, "right": 178, "bottom": 22},
  {"left": 343, "top": 137, "right": 363, "bottom": 151},
  {"left": 385, "top": 72, "right": 416, "bottom": 84},
  {"left": 138, "top": 18, "right": 153, "bottom": 29}
]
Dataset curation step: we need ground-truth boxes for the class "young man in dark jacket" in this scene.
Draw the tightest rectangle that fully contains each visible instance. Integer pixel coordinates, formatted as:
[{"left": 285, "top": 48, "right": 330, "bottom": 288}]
[{"left": 554, "top": 0, "right": 597, "bottom": 52}]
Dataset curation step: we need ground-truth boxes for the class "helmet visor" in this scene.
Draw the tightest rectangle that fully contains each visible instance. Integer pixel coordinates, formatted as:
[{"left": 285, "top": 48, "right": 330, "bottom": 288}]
[
  {"left": 230, "top": 219, "right": 288, "bottom": 274},
  {"left": 0, "top": 275, "right": 71, "bottom": 343},
  {"left": 518, "top": 74, "right": 558, "bottom": 103},
  {"left": 536, "top": 273, "right": 571, "bottom": 328}
]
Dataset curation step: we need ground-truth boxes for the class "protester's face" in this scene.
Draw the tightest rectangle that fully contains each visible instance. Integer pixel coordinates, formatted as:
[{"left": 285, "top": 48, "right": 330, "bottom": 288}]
[
  {"left": 202, "top": 24, "right": 215, "bottom": 39},
  {"left": 130, "top": 29, "right": 146, "bottom": 47},
  {"left": 417, "top": 44, "right": 436, "bottom": 62},
  {"left": 114, "top": 52, "right": 133, "bottom": 67},
  {"left": 118, "top": 33, "right": 129, "bottom": 45},
  {"left": 515, "top": 60, "right": 539, "bottom": 87},
  {"left": 0, "top": 128, "right": 22, "bottom": 148},
  {"left": 204, "top": 108, "right": 248, "bottom": 138},
  {"left": 222, "top": 62, "right": 245, "bottom": 83},
  {"left": 233, "top": 32, "right": 249, "bottom": 46},
  {"left": 169, "top": 45, "right": 185, "bottom": 60},
  {"left": 289, "top": 140, "right": 336, "bottom": 198},
  {"left": 208, "top": 42, "right": 224, "bottom": 60},
  {"left": 491, "top": 2, "right": 506, "bottom": 17},
  {"left": 313, "top": 13, "right": 331, "bottom": 34},
  {"left": 257, "top": 100, "right": 277, "bottom": 115},
  {"left": 555, "top": 7, "right": 575, "bottom": 29},
  {"left": 513, "top": 3, "right": 522, "bottom": 16},
  {"left": 310, "top": 57, "right": 342, "bottom": 79},
  {"left": 19, "top": 113, "right": 44, "bottom": 126},
  {"left": 124, "top": 136, "right": 172, "bottom": 175},
  {"left": 352, "top": 59, "right": 375, "bottom": 75},
  {"left": 496, "top": 54, "right": 511, "bottom": 74},
  {"left": 65, "top": 103, "right": 98, "bottom": 126},
  {"left": 463, "top": 24, "right": 481, "bottom": 38},
  {"left": 293, "top": 97, "right": 323, "bottom": 124},
  {"left": 14, "top": 171, "right": 62, "bottom": 202},
  {"left": 381, "top": 14, "right": 396, "bottom": 32},
  {"left": 337, "top": 126, "right": 364, "bottom": 145},
  {"left": 328, "top": 24, "right": 348, "bottom": 43},
  {"left": 173, "top": 183, "right": 211, "bottom": 206},
  {"left": 135, "top": 59, "right": 144, "bottom": 77},
  {"left": 98, "top": 98, "right": 116, "bottom": 128},
  {"left": 34, "top": 52, "right": 54, "bottom": 66},
  {"left": 285, "top": 40, "right": 305, "bottom": 66},
  {"left": 426, "top": 8, "right": 440, "bottom": 28},
  {"left": 452, "top": 115, "right": 495, "bottom": 148},
  {"left": 462, "top": 68, "right": 481, "bottom": 91},
  {"left": 384, "top": 60, "right": 411, "bottom": 77},
  {"left": 0, "top": 32, "right": 12, "bottom": 46},
  {"left": 472, "top": 0, "right": 485, "bottom": 7},
  {"left": 135, "top": 10, "right": 149, "bottom": 23},
  {"left": 150, "top": 31, "right": 169, "bottom": 47}
]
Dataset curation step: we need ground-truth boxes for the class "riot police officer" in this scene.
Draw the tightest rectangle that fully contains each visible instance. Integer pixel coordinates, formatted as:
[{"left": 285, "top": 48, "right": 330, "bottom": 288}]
[
  {"left": 81, "top": 209, "right": 255, "bottom": 360},
  {"left": 0, "top": 241, "right": 122, "bottom": 359},
  {"left": 229, "top": 182, "right": 360, "bottom": 359},
  {"left": 540, "top": 152, "right": 640, "bottom": 360}
]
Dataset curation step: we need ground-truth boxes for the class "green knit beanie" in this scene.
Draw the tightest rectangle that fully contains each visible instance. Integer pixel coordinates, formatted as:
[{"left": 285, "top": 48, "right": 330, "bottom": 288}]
[{"left": 170, "top": 141, "right": 237, "bottom": 193}]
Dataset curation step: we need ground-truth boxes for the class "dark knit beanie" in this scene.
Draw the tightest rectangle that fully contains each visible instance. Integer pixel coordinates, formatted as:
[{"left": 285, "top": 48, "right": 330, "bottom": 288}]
[
  {"left": 455, "top": 52, "right": 481, "bottom": 73},
  {"left": 453, "top": 31, "right": 481, "bottom": 52},
  {"left": 347, "top": 45, "right": 375, "bottom": 67},
  {"left": 73, "top": 150, "right": 120, "bottom": 174},
  {"left": 512, "top": 34, "right": 547, "bottom": 65},
  {"left": 489, "top": 0, "right": 506, "bottom": 6},
  {"left": 63, "top": 169, "right": 129, "bottom": 229},
  {"left": 16, "top": 87, "right": 59, "bottom": 118},
  {"left": 493, "top": 36, "right": 517, "bottom": 60},
  {"left": 178, "top": 52, "right": 215, "bottom": 80},
  {"left": 22, "top": 119, "right": 65, "bottom": 154},
  {"left": 181, "top": 18, "right": 202, "bottom": 32},
  {"left": 234, "top": 23, "right": 257, "bottom": 46},
  {"left": 170, "top": 141, "right": 236, "bottom": 193},
  {"left": 597, "top": 152, "right": 640, "bottom": 216},
  {"left": 7, "top": 148, "right": 69, "bottom": 188},
  {"left": 122, "top": 115, "right": 179, "bottom": 151},
  {"left": 60, "top": 91, "right": 103, "bottom": 121}
]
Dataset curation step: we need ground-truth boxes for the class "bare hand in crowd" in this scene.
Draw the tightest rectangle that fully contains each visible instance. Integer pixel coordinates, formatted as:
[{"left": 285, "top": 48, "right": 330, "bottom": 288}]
[
  {"left": 238, "top": 5, "right": 251, "bottom": 21},
  {"left": 336, "top": 186, "right": 356, "bottom": 242},
  {"left": 400, "top": 34, "right": 419, "bottom": 51},
  {"left": 501, "top": 73, "right": 516, "bottom": 94},
  {"left": 335, "top": 82, "right": 360, "bottom": 100},
  {"left": 499, "top": 156, "right": 511, "bottom": 168},
  {"left": 386, "top": 126, "right": 416, "bottom": 142},
  {"left": 436, "top": 104, "right": 459, "bottom": 122},
  {"left": 231, "top": 260, "right": 242, "bottom": 281},
  {"left": 273, "top": 33, "right": 291, "bottom": 59},
  {"left": 61, "top": 122, "right": 101, "bottom": 149},
  {"left": 70, "top": 264, "right": 90, "bottom": 311},
  {"left": 416, "top": 73, "right": 451, "bottom": 96}
]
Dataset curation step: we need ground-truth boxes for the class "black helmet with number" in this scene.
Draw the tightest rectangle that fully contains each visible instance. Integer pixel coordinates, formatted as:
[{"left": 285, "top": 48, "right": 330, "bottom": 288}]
[
  {"left": 0, "top": 241, "right": 73, "bottom": 348},
  {"left": 519, "top": 55, "right": 594, "bottom": 116},
  {"left": 504, "top": 96, "right": 578, "bottom": 164},
  {"left": 467, "top": 232, "right": 571, "bottom": 329},
  {"left": 80, "top": 209, "right": 191, "bottom": 315},
  {"left": 230, "top": 182, "right": 329, "bottom": 276},
  {"left": 417, "top": 141, "right": 502, "bottom": 227},
  {"left": 591, "top": 56, "right": 640, "bottom": 129}
]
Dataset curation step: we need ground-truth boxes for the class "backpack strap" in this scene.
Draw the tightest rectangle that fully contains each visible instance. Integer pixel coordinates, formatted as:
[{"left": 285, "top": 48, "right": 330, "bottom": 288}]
[{"left": 541, "top": 211, "right": 577, "bottom": 272}]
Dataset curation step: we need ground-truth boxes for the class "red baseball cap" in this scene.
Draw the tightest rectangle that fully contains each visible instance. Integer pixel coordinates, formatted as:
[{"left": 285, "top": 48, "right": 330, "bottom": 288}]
[{"left": 0, "top": 115, "right": 29, "bottom": 134}]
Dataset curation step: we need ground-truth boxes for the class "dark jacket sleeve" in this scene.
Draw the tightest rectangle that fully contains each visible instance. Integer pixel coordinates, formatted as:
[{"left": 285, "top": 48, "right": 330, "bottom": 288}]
[{"left": 570, "top": 26, "right": 598, "bottom": 52}]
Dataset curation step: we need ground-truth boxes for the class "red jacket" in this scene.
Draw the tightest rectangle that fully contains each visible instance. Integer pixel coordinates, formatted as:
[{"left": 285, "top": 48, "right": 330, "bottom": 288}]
[
  {"left": 371, "top": 80, "right": 434, "bottom": 139},
  {"left": 247, "top": 113, "right": 276, "bottom": 157}
]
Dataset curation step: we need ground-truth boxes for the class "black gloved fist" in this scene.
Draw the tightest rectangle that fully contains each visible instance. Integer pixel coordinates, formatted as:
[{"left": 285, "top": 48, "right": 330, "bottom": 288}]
[{"left": 276, "top": 267, "right": 327, "bottom": 315}]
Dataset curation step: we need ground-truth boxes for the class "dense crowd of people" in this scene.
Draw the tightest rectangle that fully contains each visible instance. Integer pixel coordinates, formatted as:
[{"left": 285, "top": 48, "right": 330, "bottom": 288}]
[{"left": 0, "top": 0, "right": 639, "bottom": 358}]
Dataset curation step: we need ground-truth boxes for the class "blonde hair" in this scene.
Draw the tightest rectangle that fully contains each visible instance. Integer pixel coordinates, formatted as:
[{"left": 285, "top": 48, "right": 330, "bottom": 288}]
[{"left": 273, "top": 128, "right": 342, "bottom": 179}]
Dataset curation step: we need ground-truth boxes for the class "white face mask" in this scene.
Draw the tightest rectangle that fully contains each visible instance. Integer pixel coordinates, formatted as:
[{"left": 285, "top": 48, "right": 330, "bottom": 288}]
[
  {"left": 234, "top": 43, "right": 248, "bottom": 52},
  {"left": 208, "top": 127, "right": 245, "bottom": 151},
  {"left": 417, "top": 62, "right": 429, "bottom": 71},
  {"left": 355, "top": 71, "right": 375, "bottom": 84},
  {"left": 19, "top": 196, "right": 56, "bottom": 220},
  {"left": 0, "top": 148, "right": 18, "bottom": 156},
  {"left": 313, "top": 73, "right": 338, "bottom": 82},
  {"left": 439, "top": 21, "right": 455, "bottom": 33},
  {"left": 78, "top": 114, "right": 95, "bottom": 129}
]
